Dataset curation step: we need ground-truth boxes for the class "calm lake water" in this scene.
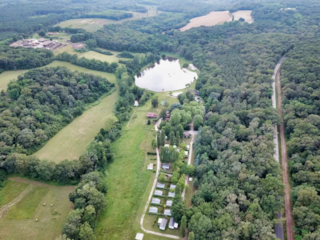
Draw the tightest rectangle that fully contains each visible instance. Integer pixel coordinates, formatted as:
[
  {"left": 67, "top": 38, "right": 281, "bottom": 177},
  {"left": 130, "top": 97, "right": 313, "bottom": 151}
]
[{"left": 135, "top": 58, "right": 198, "bottom": 92}]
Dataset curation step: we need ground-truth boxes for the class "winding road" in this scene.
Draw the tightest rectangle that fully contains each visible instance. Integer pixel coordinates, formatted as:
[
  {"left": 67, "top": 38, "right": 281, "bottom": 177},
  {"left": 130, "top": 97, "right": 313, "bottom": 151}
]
[
  {"left": 272, "top": 56, "right": 294, "bottom": 240},
  {"left": 139, "top": 119, "right": 179, "bottom": 239}
]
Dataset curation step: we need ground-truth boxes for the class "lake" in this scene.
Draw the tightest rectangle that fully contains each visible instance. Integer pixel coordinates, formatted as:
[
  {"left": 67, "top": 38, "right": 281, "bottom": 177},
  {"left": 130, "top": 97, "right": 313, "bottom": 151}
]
[{"left": 135, "top": 58, "right": 198, "bottom": 92}]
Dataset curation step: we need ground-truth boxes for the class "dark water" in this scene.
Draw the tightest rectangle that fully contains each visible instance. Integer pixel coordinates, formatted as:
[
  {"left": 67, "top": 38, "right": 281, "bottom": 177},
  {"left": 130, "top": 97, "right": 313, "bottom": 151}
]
[{"left": 135, "top": 58, "right": 198, "bottom": 92}]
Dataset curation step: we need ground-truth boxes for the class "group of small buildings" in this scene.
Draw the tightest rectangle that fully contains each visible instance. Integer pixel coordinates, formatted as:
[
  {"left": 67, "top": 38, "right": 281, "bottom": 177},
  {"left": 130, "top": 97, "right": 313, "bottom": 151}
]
[
  {"left": 158, "top": 217, "right": 178, "bottom": 231},
  {"left": 146, "top": 112, "right": 158, "bottom": 118},
  {"left": 10, "top": 38, "right": 64, "bottom": 50}
]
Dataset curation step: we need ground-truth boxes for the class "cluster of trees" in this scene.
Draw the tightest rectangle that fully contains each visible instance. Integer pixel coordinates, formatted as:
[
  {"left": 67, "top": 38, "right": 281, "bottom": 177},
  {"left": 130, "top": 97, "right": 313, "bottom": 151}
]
[
  {"left": 0, "top": 46, "right": 54, "bottom": 73},
  {"left": 281, "top": 40, "right": 320, "bottom": 238},
  {"left": 0, "top": 67, "right": 114, "bottom": 155},
  {"left": 63, "top": 172, "right": 107, "bottom": 239},
  {"left": 80, "top": 11, "right": 133, "bottom": 21},
  {"left": 116, "top": 51, "right": 134, "bottom": 59},
  {"left": 56, "top": 52, "right": 119, "bottom": 73}
]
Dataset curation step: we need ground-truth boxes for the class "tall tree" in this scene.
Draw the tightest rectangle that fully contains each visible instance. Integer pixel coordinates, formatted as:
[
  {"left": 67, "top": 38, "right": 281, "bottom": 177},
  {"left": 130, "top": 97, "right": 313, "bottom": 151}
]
[{"left": 181, "top": 215, "right": 187, "bottom": 237}]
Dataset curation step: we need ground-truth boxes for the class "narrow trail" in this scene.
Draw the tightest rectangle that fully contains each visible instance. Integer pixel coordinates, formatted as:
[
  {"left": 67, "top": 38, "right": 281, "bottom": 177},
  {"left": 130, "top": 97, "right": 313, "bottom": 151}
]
[{"left": 275, "top": 58, "right": 295, "bottom": 240}]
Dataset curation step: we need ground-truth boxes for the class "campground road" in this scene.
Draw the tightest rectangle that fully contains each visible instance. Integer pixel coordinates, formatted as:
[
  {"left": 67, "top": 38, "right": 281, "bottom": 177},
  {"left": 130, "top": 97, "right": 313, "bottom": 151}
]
[
  {"left": 139, "top": 119, "right": 179, "bottom": 239},
  {"left": 276, "top": 65, "right": 295, "bottom": 240}
]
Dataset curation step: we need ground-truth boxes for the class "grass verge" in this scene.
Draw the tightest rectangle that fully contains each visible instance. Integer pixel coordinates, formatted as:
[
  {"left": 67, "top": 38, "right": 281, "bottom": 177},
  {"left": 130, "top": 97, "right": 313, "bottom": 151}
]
[{"left": 0, "top": 180, "right": 28, "bottom": 207}]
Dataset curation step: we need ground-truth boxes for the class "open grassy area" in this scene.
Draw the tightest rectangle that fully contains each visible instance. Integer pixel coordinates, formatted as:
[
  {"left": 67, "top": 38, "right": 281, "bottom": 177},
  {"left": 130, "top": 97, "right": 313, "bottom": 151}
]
[
  {"left": 56, "top": 6, "right": 160, "bottom": 32},
  {"left": 0, "top": 177, "right": 75, "bottom": 240},
  {"left": 6, "top": 187, "right": 49, "bottom": 219},
  {"left": 33, "top": 61, "right": 118, "bottom": 162},
  {"left": 0, "top": 69, "right": 28, "bottom": 91},
  {"left": 0, "top": 180, "right": 28, "bottom": 207}
]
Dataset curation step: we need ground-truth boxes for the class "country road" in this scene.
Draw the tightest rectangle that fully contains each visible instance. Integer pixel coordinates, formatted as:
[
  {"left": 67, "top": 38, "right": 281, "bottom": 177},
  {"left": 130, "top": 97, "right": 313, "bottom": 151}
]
[
  {"left": 273, "top": 56, "right": 295, "bottom": 240},
  {"left": 276, "top": 63, "right": 295, "bottom": 240},
  {"left": 139, "top": 119, "right": 179, "bottom": 239}
]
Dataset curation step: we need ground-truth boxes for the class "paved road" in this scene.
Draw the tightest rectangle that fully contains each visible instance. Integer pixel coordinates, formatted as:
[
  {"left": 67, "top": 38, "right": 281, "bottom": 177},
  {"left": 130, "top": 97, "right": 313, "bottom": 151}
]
[
  {"left": 272, "top": 57, "right": 285, "bottom": 240},
  {"left": 182, "top": 122, "right": 196, "bottom": 199},
  {"left": 139, "top": 119, "right": 179, "bottom": 239},
  {"left": 275, "top": 62, "right": 295, "bottom": 240}
]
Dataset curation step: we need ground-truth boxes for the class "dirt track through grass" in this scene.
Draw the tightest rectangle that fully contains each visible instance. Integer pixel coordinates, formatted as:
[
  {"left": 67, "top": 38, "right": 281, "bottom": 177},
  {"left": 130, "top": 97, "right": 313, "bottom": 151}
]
[{"left": 33, "top": 61, "right": 118, "bottom": 162}]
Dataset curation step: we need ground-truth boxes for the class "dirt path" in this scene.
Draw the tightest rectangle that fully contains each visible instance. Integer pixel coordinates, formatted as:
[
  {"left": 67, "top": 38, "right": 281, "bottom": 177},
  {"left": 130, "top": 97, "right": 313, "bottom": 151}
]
[
  {"left": 275, "top": 62, "right": 295, "bottom": 240},
  {"left": 139, "top": 119, "right": 179, "bottom": 239}
]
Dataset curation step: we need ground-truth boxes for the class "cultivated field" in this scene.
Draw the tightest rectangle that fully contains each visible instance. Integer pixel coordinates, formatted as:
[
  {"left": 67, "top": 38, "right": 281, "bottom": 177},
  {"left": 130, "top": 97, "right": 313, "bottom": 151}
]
[
  {"left": 33, "top": 61, "right": 118, "bottom": 162},
  {"left": 180, "top": 10, "right": 253, "bottom": 31},
  {"left": 229, "top": 10, "right": 254, "bottom": 23},
  {"left": 180, "top": 11, "right": 231, "bottom": 31},
  {"left": 0, "top": 70, "right": 28, "bottom": 91},
  {"left": 0, "top": 177, "right": 75, "bottom": 240},
  {"left": 56, "top": 6, "right": 159, "bottom": 32}
]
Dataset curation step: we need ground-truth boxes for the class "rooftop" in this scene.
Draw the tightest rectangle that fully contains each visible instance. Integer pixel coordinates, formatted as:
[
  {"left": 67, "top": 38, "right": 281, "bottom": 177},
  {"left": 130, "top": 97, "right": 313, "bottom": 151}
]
[
  {"left": 166, "top": 200, "right": 173, "bottom": 206},
  {"left": 135, "top": 233, "right": 144, "bottom": 240},
  {"left": 146, "top": 112, "right": 158, "bottom": 118},
  {"left": 154, "top": 190, "right": 163, "bottom": 196},
  {"left": 168, "top": 192, "right": 175, "bottom": 198},
  {"left": 152, "top": 198, "right": 161, "bottom": 204},
  {"left": 149, "top": 207, "right": 158, "bottom": 213},
  {"left": 157, "top": 182, "right": 165, "bottom": 189},
  {"left": 164, "top": 209, "right": 172, "bottom": 216}
]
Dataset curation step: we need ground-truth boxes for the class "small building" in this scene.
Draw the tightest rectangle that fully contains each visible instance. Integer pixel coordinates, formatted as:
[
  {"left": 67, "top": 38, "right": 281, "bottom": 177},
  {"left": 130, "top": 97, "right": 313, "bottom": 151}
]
[
  {"left": 149, "top": 207, "right": 158, "bottom": 213},
  {"left": 170, "top": 184, "right": 176, "bottom": 189},
  {"left": 147, "top": 163, "right": 153, "bottom": 170},
  {"left": 173, "top": 145, "right": 177, "bottom": 149},
  {"left": 154, "top": 190, "right": 163, "bottom": 196},
  {"left": 169, "top": 218, "right": 175, "bottom": 229},
  {"left": 164, "top": 209, "right": 172, "bottom": 216},
  {"left": 186, "top": 145, "right": 190, "bottom": 150},
  {"left": 157, "top": 182, "right": 165, "bottom": 189},
  {"left": 146, "top": 112, "right": 158, "bottom": 118},
  {"left": 185, "top": 151, "right": 189, "bottom": 157},
  {"left": 174, "top": 223, "right": 179, "bottom": 229},
  {"left": 135, "top": 233, "right": 144, "bottom": 240},
  {"left": 166, "top": 200, "right": 173, "bottom": 207},
  {"left": 189, "top": 177, "right": 193, "bottom": 181},
  {"left": 158, "top": 218, "right": 167, "bottom": 231},
  {"left": 134, "top": 100, "right": 139, "bottom": 107},
  {"left": 168, "top": 192, "right": 175, "bottom": 198},
  {"left": 164, "top": 144, "right": 170, "bottom": 148},
  {"left": 161, "top": 164, "right": 170, "bottom": 170},
  {"left": 152, "top": 198, "right": 161, "bottom": 205},
  {"left": 184, "top": 131, "right": 191, "bottom": 138}
]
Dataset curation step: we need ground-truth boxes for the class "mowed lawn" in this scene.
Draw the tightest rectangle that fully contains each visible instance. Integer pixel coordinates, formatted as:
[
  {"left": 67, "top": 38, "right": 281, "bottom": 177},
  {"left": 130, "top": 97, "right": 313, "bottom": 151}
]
[
  {"left": 0, "top": 70, "right": 28, "bottom": 91},
  {"left": 0, "top": 180, "right": 28, "bottom": 207},
  {"left": 0, "top": 177, "right": 75, "bottom": 240},
  {"left": 33, "top": 61, "right": 118, "bottom": 162}
]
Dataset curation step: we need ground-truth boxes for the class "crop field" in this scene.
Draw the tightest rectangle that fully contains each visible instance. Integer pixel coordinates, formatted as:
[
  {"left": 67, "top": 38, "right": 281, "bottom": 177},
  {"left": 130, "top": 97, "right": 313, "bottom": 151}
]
[
  {"left": 33, "top": 61, "right": 118, "bottom": 162},
  {"left": 56, "top": 6, "right": 159, "bottom": 32},
  {"left": 0, "top": 70, "right": 28, "bottom": 91},
  {"left": 0, "top": 177, "right": 75, "bottom": 240},
  {"left": 180, "top": 11, "right": 231, "bottom": 31},
  {"left": 229, "top": 10, "right": 254, "bottom": 23}
]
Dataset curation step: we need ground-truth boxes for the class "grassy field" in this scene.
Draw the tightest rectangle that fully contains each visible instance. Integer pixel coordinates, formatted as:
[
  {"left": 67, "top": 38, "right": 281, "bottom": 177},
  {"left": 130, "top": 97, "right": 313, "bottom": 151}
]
[
  {"left": 229, "top": 10, "right": 253, "bottom": 23},
  {"left": 56, "top": 6, "right": 159, "bottom": 32},
  {"left": 33, "top": 61, "right": 118, "bottom": 162},
  {"left": 0, "top": 70, "right": 28, "bottom": 91},
  {"left": 6, "top": 187, "right": 49, "bottom": 219},
  {"left": 0, "top": 180, "right": 28, "bottom": 207},
  {"left": 0, "top": 177, "right": 75, "bottom": 240}
]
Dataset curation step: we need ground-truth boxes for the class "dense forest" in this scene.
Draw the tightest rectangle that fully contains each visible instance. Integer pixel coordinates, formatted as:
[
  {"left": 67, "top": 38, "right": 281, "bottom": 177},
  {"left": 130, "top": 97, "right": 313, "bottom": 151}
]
[
  {"left": 0, "top": 67, "right": 114, "bottom": 155},
  {"left": 281, "top": 40, "right": 320, "bottom": 239}
]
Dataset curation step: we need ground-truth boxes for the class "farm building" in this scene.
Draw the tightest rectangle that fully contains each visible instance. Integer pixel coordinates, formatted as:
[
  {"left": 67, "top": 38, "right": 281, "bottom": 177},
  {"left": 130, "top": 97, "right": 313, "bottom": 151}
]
[
  {"left": 146, "top": 113, "right": 158, "bottom": 118},
  {"left": 169, "top": 218, "right": 175, "bottom": 229},
  {"left": 154, "top": 190, "right": 163, "bottom": 196},
  {"left": 161, "top": 164, "right": 170, "bottom": 170},
  {"left": 166, "top": 200, "right": 173, "bottom": 207},
  {"left": 188, "top": 89, "right": 199, "bottom": 96},
  {"left": 152, "top": 198, "right": 161, "bottom": 204},
  {"left": 184, "top": 131, "right": 191, "bottom": 138},
  {"left": 164, "top": 209, "right": 172, "bottom": 216},
  {"left": 157, "top": 182, "right": 165, "bottom": 189},
  {"left": 149, "top": 207, "right": 158, "bottom": 213},
  {"left": 158, "top": 218, "right": 167, "bottom": 231},
  {"left": 147, "top": 163, "right": 153, "bottom": 170},
  {"left": 168, "top": 192, "right": 175, "bottom": 198},
  {"left": 170, "top": 184, "right": 176, "bottom": 189}
]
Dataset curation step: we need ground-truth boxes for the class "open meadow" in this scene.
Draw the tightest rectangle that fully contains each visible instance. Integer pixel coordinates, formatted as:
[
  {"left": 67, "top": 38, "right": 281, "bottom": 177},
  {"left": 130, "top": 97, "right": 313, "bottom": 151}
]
[
  {"left": 56, "top": 6, "right": 159, "bottom": 32},
  {"left": 0, "top": 177, "right": 75, "bottom": 240},
  {"left": 0, "top": 70, "right": 28, "bottom": 91},
  {"left": 229, "top": 10, "right": 254, "bottom": 23},
  {"left": 33, "top": 61, "right": 118, "bottom": 162}
]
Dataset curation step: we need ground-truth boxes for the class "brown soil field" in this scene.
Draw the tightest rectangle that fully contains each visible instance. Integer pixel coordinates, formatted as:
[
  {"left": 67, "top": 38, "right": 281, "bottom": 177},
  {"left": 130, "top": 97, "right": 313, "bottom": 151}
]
[
  {"left": 180, "top": 11, "right": 231, "bottom": 31},
  {"left": 229, "top": 10, "right": 254, "bottom": 23},
  {"left": 180, "top": 10, "right": 253, "bottom": 32}
]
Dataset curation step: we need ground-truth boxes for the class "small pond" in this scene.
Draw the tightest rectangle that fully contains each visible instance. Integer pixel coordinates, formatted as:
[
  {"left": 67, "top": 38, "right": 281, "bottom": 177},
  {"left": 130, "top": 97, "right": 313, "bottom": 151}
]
[{"left": 135, "top": 57, "right": 198, "bottom": 92}]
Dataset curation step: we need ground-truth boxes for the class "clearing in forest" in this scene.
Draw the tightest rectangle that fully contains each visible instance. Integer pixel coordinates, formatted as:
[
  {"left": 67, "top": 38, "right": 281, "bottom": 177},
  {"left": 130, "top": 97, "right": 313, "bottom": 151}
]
[
  {"left": 0, "top": 70, "right": 28, "bottom": 92},
  {"left": 56, "top": 6, "right": 159, "bottom": 32},
  {"left": 33, "top": 61, "right": 118, "bottom": 163},
  {"left": 229, "top": 10, "right": 254, "bottom": 23},
  {"left": 0, "top": 177, "right": 75, "bottom": 240}
]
